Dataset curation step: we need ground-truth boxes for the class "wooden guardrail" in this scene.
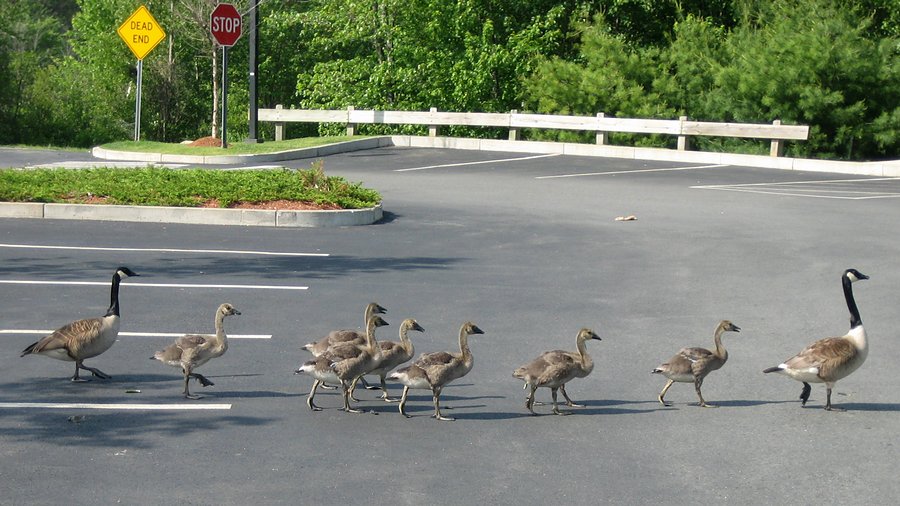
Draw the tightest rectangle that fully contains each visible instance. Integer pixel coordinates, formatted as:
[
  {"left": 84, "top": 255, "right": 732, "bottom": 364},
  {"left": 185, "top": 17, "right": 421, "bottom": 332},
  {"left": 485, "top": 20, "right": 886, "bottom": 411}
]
[{"left": 259, "top": 106, "right": 809, "bottom": 157}]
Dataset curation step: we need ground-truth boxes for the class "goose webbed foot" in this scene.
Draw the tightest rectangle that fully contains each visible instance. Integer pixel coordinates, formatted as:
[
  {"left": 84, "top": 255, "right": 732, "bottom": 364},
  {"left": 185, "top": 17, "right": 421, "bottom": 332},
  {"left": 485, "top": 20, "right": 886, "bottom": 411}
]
[
  {"left": 432, "top": 413, "right": 456, "bottom": 421},
  {"left": 320, "top": 383, "right": 338, "bottom": 390},
  {"left": 699, "top": 402, "right": 718, "bottom": 408},
  {"left": 74, "top": 363, "right": 110, "bottom": 381},
  {"left": 86, "top": 368, "right": 111, "bottom": 380},
  {"left": 560, "top": 387, "right": 583, "bottom": 407},
  {"left": 800, "top": 382, "right": 812, "bottom": 406},
  {"left": 184, "top": 393, "right": 204, "bottom": 400}
]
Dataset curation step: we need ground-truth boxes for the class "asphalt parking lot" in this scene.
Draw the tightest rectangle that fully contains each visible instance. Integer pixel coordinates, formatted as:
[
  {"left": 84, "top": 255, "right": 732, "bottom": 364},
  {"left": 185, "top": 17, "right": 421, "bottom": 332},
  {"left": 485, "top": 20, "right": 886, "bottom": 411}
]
[{"left": 1, "top": 146, "right": 898, "bottom": 505}]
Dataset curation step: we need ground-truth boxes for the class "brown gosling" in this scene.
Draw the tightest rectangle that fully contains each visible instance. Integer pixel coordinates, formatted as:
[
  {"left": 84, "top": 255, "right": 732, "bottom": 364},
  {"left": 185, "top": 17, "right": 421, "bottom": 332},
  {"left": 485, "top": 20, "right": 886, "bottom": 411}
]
[
  {"left": 301, "top": 302, "right": 387, "bottom": 356},
  {"left": 513, "top": 328, "right": 601, "bottom": 415},
  {"left": 21, "top": 267, "right": 139, "bottom": 382},
  {"left": 352, "top": 318, "right": 425, "bottom": 402},
  {"left": 389, "top": 321, "right": 485, "bottom": 421},
  {"left": 294, "top": 315, "right": 388, "bottom": 412},
  {"left": 151, "top": 303, "right": 241, "bottom": 399},
  {"left": 763, "top": 268, "right": 868, "bottom": 411},
  {"left": 652, "top": 320, "right": 741, "bottom": 408}
]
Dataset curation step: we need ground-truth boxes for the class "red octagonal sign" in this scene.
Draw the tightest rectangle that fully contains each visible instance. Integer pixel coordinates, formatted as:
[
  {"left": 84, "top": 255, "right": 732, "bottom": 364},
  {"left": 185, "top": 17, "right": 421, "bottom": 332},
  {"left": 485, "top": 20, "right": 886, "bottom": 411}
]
[{"left": 210, "top": 3, "right": 242, "bottom": 47}]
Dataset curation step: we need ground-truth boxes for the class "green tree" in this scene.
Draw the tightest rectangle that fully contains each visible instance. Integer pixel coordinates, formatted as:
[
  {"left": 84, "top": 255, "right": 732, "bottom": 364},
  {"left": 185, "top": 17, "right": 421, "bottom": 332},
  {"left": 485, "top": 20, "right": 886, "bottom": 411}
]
[{"left": 711, "top": 0, "right": 899, "bottom": 159}]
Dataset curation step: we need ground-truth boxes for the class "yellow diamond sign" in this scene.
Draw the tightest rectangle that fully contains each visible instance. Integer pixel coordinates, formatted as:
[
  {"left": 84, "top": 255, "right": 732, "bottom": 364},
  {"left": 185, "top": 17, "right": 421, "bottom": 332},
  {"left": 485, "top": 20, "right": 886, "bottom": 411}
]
[{"left": 117, "top": 5, "right": 165, "bottom": 60}]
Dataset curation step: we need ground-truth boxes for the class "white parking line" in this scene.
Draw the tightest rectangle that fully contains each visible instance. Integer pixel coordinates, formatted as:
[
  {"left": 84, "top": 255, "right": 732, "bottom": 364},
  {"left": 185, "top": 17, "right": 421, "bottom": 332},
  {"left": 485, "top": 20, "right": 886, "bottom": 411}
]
[
  {"left": 1, "top": 330, "right": 271, "bottom": 339},
  {"left": 394, "top": 153, "right": 560, "bottom": 172},
  {"left": 536, "top": 164, "right": 728, "bottom": 179},
  {"left": 691, "top": 177, "right": 900, "bottom": 200},
  {"left": 0, "top": 243, "right": 328, "bottom": 257},
  {"left": 0, "top": 402, "right": 232, "bottom": 410},
  {"left": 0, "top": 280, "right": 308, "bottom": 290}
]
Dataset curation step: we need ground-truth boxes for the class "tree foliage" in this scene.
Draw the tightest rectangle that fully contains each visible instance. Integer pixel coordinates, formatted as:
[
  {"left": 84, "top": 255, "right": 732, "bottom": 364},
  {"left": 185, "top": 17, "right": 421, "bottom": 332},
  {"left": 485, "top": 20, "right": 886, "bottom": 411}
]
[{"left": 0, "top": 0, "right": 896, "bottom": 160}]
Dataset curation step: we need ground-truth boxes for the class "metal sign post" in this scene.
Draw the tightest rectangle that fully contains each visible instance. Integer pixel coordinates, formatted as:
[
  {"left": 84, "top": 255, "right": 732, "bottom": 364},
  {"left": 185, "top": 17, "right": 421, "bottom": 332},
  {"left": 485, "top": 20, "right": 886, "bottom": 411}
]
[
  {"left": 221, "top": 46, "right": 228, "bottom": 148},
  {"left": 134, "top": 60, "right": 143, "bottom": 141},
  {"left": 117, "top": 5, "right": 165, "bottom": 142},
  {"left": 210, "top": 3, "right": 242, "bottom": 149}
]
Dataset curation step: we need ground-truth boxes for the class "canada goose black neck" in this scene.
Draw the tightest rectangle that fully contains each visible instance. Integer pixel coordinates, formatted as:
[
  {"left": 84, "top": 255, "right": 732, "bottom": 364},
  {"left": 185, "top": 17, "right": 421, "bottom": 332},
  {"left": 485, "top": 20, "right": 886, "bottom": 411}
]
[
  {"left": 105, "top": 267, "right": 138, "bottom": 317},
  {"left": 843, "top": 269, "right": 867, "bottom": 329}
]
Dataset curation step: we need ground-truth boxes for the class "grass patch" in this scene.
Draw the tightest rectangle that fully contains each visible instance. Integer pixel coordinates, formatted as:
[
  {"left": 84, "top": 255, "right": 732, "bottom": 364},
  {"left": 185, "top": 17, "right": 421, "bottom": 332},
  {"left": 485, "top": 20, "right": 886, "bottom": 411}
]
[
  {"left": 0, "top": 162, "right": 381, "bottom": 209},
  {"left": 101, "top": 136, "right": 361, "bottom": 156}
]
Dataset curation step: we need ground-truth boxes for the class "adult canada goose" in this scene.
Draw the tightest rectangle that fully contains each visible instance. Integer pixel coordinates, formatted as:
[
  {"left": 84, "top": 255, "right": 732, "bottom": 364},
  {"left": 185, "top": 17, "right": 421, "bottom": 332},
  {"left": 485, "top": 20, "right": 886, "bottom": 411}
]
[
  {"left": 21, "top": 266, "right": 139, "bottom": 382},
  {"left": 301, "top": 302, "right": 387, "bottom": 356},
  {"left": 151, "top": 303, "right": 241, "bottom": 399},
  {"left": 294, "top": 315, "right": 388, "bottom": 412},
  {"left": 763, "top": 268, "right": 869, "bottom": 411},
  {"left": 389, "top": 321, "right": 484, "bottom": 421},
  {"left": 354, "top": 318, "right": 425, "bottom": 402},
  {"left": 652, "top": 320, "right": 741, "bottom": 407},
  {"left": 513, "top": 328, "right": 601, "bottom": 415}
]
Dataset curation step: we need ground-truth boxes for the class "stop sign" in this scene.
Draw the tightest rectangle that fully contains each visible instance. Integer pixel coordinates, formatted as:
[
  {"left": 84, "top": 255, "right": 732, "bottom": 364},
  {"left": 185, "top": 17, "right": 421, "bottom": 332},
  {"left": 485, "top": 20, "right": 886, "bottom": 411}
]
[{"left": 210, "top": 3, "right": 242, "bottom": 47}]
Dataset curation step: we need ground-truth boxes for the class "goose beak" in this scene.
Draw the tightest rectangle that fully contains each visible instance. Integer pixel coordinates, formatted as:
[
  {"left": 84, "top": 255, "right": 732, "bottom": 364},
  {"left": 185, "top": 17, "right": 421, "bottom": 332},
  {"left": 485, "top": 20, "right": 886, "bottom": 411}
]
[
  {"left": 732, "top": 325, "right": 741, "bottom": 332},
  {"left": 472, "top": 326, "right": 485, "bottom": 335}
]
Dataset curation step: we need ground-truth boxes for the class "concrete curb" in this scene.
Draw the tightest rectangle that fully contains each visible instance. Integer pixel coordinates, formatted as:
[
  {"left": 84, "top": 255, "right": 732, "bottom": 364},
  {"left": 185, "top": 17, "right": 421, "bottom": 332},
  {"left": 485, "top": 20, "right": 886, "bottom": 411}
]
[
  {"left": 388, "top": 136, "right": 900, "bottom": 177},
  {"left": 0, "top": 202, "right": 383, "bottom": 227},
  {"left": 91, "top": 137, "right": 395, "bottom": 165}
]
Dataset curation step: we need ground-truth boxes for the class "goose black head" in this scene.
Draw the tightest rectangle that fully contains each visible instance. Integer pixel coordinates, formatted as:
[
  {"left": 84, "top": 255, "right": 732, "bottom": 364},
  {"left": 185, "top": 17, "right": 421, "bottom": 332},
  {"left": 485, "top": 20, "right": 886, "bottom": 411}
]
[
  {"left": 844, "top": 269, "right": 869, "bottom": 283},
  {"left": 116, "top": 266, "right": 139, "bottom": 278}
]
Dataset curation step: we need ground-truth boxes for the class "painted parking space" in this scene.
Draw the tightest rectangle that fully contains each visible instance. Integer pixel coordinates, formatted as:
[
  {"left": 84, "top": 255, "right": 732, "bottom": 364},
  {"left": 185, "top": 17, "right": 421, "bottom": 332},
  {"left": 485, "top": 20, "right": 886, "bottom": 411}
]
[{"left": 691, "top": 177, "right": 900, "bottom": 199}]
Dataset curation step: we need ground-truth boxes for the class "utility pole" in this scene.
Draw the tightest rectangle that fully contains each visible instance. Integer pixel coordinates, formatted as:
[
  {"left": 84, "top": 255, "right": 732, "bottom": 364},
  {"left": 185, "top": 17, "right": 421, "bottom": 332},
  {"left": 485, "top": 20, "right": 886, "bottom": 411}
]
[{"left": 246, "top": 1, "right": 260, "bottom": 143}]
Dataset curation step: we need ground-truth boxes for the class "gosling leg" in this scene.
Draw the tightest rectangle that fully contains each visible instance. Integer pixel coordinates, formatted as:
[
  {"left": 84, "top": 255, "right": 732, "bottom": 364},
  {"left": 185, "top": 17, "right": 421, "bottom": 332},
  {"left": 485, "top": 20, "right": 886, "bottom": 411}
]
[
  {"left": 348, "top": 376, "right": 363, "bottom": 402},
  {"left": 695, "top": 376, "right": 716, "bottom": 408},
  {"left": 432, "top": 387, "right": 454, "bottom": 421},
  {"left": 341, "top": 381, "right": 363, "bottom": 414},
  {"left": 380, "top": 376, "right": 399, "bottom": 402},
  {"left": 551, "top": 387, "right": 570, "bottom": 416},
  {"left": 307, "top": 379, "right": 323, "bottom": 411},
  {"left": 398, "top": 386, "right": 412, "bottom": 418},
  {"left": 183, "top": 368, "right": 202, "bottom": 400},
  {"left": 525, "top": 385, "right": 538, "bottom": 415},
  {"left": 658, "top": 379, "right": 675, "bottom": 407}
]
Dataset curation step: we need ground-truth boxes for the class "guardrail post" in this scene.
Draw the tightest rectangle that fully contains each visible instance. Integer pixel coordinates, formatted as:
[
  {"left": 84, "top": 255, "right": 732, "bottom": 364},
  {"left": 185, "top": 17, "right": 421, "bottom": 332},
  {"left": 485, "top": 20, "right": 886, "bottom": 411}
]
[
  {"left": 346, "top": 106, "right": 356, "bottom": 136},
  {"left": 677, "top": 115, "right": 690, "bottom": 151},
  {"left": 429, "top": 107, "right": 439, "bottom": 137},
  {"left": 274, "top": 104, "right": 284, "bottom": 141},
  {"left": 770, "top": 119, "right": 784, "bottom": 157},
  {"left": 596, "top": 112, "right": 607, "bottom": 145},
  {"left": 509, "top": 110, "right": 519, "bottom": 141}
]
